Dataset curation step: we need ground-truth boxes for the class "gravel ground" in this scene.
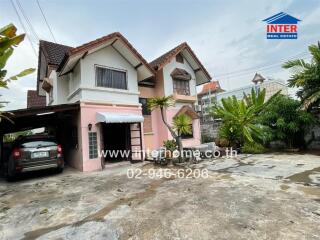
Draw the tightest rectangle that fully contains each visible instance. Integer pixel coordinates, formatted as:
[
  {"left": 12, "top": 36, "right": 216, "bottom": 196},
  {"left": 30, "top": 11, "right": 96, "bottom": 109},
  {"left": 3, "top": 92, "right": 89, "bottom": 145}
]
[{"left": 0, "top": 153, "right": 320, "bottom": 240}]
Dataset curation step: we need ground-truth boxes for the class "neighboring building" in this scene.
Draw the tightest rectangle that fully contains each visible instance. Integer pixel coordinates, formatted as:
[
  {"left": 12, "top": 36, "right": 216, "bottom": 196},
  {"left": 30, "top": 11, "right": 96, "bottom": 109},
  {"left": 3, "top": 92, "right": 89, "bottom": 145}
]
[
  {"left": 216, "top": 73, "right": 288, "bottom": 103},
  {"left": 35, "top": 32, "right": 211, "bottom": 171},
  {"left": 198, "top": 73, "right": 288, "bottom": 141},
  {"left": 27, "top": 90, "right": 46, "bottom": 108},
  {"left": 197, "top": 81, "right": 224, "bottom": 122}
]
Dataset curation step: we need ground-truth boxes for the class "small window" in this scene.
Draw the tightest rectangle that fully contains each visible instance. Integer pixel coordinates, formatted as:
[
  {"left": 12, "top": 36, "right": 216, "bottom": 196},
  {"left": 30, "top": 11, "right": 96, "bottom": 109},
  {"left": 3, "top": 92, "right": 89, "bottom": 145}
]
[
  {"left": 96, "top": 66, "right": 127, "bottom": 90},
  {"left": 88, "top": 132, "right": 98, "bottom": 159},
  {"left": 181, "top": 124, "right": 193, "bottom": 139},
  {"left": 173, "top": 79, "right": 190, "bottom": 95},
  {"left": 139, "top": 98, "right": 151, "bottom": 115},
  {"left": 176, "top": 53, "right": 184, "bottom": 63}
]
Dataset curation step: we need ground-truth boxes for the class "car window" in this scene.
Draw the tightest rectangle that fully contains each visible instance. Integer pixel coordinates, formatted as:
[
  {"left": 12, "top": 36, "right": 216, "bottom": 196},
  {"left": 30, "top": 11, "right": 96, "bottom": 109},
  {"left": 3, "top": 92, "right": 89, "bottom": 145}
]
[{"left": 21, "top": 140, "right": 57, "bottom": 148}]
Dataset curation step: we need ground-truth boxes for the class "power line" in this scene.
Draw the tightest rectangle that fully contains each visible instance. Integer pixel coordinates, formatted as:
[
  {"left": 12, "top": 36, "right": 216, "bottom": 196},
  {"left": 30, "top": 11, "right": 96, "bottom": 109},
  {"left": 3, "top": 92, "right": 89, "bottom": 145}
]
[
  {"left": 10, "top": 0, "right": 37, "bottom": 57},
  {"left": 36, "top": 0, "right": 56, "bottom": 43},
  {"left": 15, "top": 0, "right": 40, "bottom": 42},
  {"left": 215, "top": 55, "right": 311, "bottom": 82},
  {"left": 214, "top": 51, "right": 309, "bottom": 79}
]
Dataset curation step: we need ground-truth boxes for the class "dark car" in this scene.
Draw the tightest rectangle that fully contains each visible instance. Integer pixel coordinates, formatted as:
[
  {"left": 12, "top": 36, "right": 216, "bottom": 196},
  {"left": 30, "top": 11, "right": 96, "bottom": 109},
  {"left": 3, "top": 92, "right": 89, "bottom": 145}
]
[{"left": 5, "top": 135, "right": 64, "bottom": 180}]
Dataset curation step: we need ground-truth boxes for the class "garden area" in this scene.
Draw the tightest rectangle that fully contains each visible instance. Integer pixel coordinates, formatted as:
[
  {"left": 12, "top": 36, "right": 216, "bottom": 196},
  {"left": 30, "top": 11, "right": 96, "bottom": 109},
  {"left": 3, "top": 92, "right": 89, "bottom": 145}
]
[
  {"left": 210, "top": 42, "right": 320, "bottom": 154},
  {"left": 146, "top": 42, "right": 320, "bottom": 165}
]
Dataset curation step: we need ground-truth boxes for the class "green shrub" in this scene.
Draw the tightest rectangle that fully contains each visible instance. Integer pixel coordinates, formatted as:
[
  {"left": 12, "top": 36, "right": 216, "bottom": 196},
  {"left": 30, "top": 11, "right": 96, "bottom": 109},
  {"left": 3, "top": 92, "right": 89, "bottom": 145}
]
[
  {"left": 242, "top": 142, "right": 267, "bottom": 154},
  {"left": 163, "top": 140, "right": 177, "bottom": 152},
  {"left": 216, "top": 138, "right": 230, "bottom": 148}
]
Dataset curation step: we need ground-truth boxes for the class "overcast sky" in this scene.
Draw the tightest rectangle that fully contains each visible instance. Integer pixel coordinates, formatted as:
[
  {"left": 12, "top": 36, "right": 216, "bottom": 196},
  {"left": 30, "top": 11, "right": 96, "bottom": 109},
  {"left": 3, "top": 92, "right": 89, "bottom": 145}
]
[{"left": 1, "top": 0, "right": 319, "bottom": 110}]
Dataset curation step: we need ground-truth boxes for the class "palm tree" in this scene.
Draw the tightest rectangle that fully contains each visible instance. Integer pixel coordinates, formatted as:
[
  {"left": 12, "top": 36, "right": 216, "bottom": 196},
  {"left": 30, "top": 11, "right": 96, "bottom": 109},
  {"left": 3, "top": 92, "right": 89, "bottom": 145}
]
[
  {"left": 283, "top": 42, "right": 320, "bottom": 110},
  {"left": 173, "top": 113, "right": 192, "bottom": 145},
  {"left": 212, "top": 88, "right": 279, "bottom": 147},
  {"left": 148, "top": 96, "right": 190, "bottom": 157}
]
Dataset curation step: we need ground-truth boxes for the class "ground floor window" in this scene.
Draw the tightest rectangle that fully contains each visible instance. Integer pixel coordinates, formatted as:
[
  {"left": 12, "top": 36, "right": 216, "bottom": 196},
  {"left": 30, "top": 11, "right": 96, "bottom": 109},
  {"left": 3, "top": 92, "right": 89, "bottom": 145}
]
[
  {"left": 139, "top": 98, "right": 151, "bottom": 115},
  {"left": 88, "top": 132, "right": 98, "bottom": 159},
  {"left": 181, "top": 123, "right": 193, "bottom": 139}
]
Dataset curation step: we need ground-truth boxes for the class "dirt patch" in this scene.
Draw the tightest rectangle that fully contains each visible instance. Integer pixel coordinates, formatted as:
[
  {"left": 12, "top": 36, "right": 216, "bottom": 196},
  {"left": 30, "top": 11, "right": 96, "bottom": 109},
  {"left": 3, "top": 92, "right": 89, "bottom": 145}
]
[
  {"left": 280, "top": 184, "right": 290, "bottom": 191},
  {"left": 297, "top": 186, "right": 320, "bottom": 198},
  {"left": 22, "top": 177, "right": 174, "bottom": 240},
  {"left": 286, "top": 167, "right": 320, "bottom": 185}
]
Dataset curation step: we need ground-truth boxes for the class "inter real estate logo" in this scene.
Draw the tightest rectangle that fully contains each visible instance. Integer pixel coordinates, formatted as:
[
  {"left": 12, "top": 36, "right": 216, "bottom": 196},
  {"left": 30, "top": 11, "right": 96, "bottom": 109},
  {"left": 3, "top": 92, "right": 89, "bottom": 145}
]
[{"left": 263, "top": 12, "right": 301, "bottom": 39}]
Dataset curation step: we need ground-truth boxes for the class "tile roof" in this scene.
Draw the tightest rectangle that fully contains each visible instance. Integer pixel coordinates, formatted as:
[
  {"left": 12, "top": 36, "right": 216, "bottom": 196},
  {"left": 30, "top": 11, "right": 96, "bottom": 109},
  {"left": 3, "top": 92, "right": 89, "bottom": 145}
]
[
  {"left": 27, "top": 90, "right": 46, "bottom": 108},
  {"left": 252, "top": 73, "right": 265, "bottom": 83},
  {"left": 150, "top": 42, "right": 186, "bottom": 70},
  {"left": 174, "top": 105, "right": 199, "bottom": 119},
  {"left": 149, "top": 42, "right": 211, "bottom": 81},
  {"left": 40, "top": 40, "right": 72, "bottom": 66},
  {"left": 58, "top": 32, "right": 155, "bottom": 75},
  {"left": 199, "top": 81, "right": 222, "bottom": 95},
  {"left": 170, "top": 68, "right": 191, "bottom": 80}
]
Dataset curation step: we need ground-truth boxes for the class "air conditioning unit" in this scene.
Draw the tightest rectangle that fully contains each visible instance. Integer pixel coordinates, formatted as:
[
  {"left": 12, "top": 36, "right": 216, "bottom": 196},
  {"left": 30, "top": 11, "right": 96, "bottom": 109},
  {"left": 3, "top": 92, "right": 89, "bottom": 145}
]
[{"left": 194, "top": 105, "right": 201, "bottom": 112}]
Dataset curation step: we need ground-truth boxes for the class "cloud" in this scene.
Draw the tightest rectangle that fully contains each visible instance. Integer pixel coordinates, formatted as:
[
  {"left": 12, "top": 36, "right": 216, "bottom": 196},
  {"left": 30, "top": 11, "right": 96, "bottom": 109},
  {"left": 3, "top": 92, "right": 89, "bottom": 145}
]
[{"left": 1, "top": 0, "right": 319, "bottom": 110}]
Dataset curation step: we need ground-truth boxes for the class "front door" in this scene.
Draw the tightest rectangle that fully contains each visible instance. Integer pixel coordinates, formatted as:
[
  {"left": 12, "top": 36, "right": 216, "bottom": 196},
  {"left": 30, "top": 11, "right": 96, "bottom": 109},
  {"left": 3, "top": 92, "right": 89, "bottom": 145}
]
[{"left": 103, "top": 123, "right": 131, "bottom": 162}]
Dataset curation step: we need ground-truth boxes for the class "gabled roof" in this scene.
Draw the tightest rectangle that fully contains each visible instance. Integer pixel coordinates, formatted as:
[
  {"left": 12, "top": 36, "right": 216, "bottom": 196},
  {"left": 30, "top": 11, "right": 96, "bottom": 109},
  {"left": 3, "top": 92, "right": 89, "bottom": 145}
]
[
  {"left": 27, "top": 90, "right": 46, "bottom": 108},
  {"left": 174, "top": 105, "right": 199, "bottom": 119},
  {"left": 150, "top": 42, "right": 211, "bottom": 85},
  {"left": 252, "top": 73, "right": 265, "bottom": 84},
  {"left": 58, "top": 32, "right": 155, "bottom": 81},
  {"left": 198, "top": 81, "right": 223, "bottom": 95},
  {"left": 263, "top": 12, "right": 301, "bottom": 24},
  {"left": 39, "top": 40, "right": 72, "bottom": 66}
]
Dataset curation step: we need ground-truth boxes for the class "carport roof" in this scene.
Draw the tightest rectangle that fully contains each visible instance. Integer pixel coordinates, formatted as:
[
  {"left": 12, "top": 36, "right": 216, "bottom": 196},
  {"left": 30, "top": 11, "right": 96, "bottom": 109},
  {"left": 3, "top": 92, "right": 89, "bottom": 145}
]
[
  {"left": 4, "top": 103, "right": 80, "bottom": 118},
  {"left": 0, "top": 103, "right": 80, "bottom": 134}
]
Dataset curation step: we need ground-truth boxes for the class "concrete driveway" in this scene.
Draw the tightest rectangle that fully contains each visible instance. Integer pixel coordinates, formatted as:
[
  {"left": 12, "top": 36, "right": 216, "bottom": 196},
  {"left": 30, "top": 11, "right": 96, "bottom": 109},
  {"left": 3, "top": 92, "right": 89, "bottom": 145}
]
[{"left": 1, "top": 153, "right": 320, "bottom": 240}]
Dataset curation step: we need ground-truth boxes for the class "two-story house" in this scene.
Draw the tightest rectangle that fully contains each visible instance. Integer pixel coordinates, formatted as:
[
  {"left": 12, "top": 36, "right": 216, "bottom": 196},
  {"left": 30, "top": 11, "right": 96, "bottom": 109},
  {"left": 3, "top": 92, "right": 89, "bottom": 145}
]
[{"left": 37, "top": 32, "right": 211, "bottom": 171}]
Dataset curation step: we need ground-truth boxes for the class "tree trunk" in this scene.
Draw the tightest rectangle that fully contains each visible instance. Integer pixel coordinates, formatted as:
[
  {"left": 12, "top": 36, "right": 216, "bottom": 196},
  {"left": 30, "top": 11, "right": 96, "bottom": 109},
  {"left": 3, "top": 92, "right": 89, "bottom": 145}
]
[
  {"left": 160, "top": 107, "right": 178, "bottom": 139},
  {"left": 176, "top": 135, "right": 183, "bottom": 162},
  {"left": 159, "top": 107, "right": 183, "bottom": 163}
]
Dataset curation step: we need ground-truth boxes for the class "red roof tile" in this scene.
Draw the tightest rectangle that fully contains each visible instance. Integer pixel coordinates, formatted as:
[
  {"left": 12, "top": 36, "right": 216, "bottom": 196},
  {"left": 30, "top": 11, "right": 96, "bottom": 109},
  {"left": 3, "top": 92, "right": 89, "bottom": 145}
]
[
  {"left": 149, "top": 42, "right": 211, "bottom": 81},
  {"left": 199, "top": 81, "right": 223, "bottom": 95},
  {"left": 59, "top": 32, "right": 155, "bottom": 75},
  {"left": 27, "top": 90, "right": 46, "bottom": 108}
]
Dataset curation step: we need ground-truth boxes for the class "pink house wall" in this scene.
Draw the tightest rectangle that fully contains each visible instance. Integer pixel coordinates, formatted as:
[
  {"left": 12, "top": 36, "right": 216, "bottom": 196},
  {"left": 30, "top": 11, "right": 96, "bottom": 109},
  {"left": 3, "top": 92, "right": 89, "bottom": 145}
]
[
  {"left": 79, "top": 102, "right": 142, "bottom": 172},
  {"left": 139, "top": 75, "right": 201, "bottom": 150},
  {"left": 166, "top": 108, "right": 201, "bottom": 148}
]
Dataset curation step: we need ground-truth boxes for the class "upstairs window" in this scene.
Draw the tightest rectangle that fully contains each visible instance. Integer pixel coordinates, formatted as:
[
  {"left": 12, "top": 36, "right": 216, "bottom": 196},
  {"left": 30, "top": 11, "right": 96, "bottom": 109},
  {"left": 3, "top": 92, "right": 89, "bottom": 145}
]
[
  {"left": 173, "top": 79, "right": 190, "bottom": 95},
  {"left": 139, "top": 98, "right": 151, "bottom": 115},
  {"left": 96, "top": 66, "right": 127, "bottom": 90},
  {"left": 176, "top": 53, "right": 184, "bottom": 63}
]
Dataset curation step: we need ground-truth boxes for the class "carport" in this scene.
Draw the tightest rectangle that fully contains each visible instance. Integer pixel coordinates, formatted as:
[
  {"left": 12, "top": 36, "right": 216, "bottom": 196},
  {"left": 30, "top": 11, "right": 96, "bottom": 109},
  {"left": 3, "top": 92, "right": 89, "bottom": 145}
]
[{"left": 0, "top": 103, "right": 80, "bottom": 172}]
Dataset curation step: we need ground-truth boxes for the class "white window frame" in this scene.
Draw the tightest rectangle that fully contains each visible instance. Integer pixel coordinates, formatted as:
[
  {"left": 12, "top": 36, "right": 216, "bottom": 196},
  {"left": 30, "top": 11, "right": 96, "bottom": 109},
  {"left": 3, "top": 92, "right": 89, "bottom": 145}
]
[{"left": 95, "top": 64, "right": 128, "bottom": 90}]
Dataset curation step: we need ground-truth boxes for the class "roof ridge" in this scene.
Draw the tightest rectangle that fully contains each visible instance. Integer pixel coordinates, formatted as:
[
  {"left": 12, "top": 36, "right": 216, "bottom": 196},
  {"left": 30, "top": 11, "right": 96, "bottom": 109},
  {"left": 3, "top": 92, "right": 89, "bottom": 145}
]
[
  {"left": 58, "top": 32, "right": 156, "bottom": 75},
  {"left": 39, "top": 39, "right": 73, "bottom": 49},
  {"left": 68, "top": 32, "right": 119, "bottom": 55},
  {"left": 149, "top": 42, "right": 187, "bottom": 69}
]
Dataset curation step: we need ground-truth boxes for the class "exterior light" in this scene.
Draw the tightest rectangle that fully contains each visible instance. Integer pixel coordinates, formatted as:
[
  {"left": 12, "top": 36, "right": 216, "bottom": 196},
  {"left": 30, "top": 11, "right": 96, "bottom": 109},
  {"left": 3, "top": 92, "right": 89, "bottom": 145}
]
[{"left": 88, "top": 123, "right": 92, "bottom": 131}]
